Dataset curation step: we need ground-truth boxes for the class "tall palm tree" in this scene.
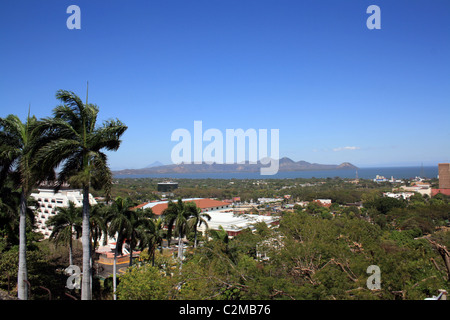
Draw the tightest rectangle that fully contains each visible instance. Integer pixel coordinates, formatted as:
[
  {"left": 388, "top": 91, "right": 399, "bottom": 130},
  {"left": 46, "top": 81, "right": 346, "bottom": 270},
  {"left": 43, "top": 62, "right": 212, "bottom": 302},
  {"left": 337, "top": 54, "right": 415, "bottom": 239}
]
[
  {"left": 188, "top": 207, "right": 211, "bottom": 248},
  {"left": 89, "top": 203, "right": 108, "bottom": 253},
  {"left": 148, "top": 217, "right": 165, "bottom": 266},
  {"left": 46, "top": 201, "right": 82, "bottom": 266},
  {"left": 106, "top": 196, "right": 134, "bottom": 300},
  {"left": 32, "top": 89, "right": 127, "bottom": 300},
  {"left": 137, "top": 209, "right": 164, "bottom": 267},
  {"left": 162, "top": 199, "right": 198, "bottom": 267},
  {"left": 0, "top": 113, "right": 52, "bottom": 300},
  {"left": 126, "top": 207, "right": 154, "bottom": 267}
]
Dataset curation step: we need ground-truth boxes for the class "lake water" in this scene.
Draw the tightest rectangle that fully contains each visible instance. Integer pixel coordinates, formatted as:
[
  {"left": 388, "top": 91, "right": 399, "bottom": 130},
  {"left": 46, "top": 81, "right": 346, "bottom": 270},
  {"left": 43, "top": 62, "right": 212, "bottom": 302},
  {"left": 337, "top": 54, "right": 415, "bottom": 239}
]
[{"left": 113, "top": 166, "right": 438, "bottom": 180}]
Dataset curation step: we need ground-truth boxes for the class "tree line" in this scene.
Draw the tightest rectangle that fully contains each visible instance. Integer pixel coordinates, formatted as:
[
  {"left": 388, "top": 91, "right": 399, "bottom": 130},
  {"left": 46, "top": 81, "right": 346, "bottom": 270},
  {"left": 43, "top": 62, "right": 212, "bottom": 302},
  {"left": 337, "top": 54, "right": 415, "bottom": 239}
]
[{"left": 0, "top": 89, "right": 127, "bottom": 300}]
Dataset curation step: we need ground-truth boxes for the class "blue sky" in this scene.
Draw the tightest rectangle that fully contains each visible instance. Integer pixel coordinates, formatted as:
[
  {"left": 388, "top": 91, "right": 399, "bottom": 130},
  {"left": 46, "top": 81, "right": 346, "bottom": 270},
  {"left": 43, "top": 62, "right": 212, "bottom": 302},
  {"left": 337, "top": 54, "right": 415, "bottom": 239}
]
[{"left": 1, "top": 0, "right": 449, "bottom": 169}]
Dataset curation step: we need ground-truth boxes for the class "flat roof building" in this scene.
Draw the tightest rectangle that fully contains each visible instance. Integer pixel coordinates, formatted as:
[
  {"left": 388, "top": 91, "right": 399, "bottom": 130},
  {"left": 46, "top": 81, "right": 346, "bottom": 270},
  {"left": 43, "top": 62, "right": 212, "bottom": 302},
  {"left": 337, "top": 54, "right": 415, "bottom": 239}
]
[{"left": 157, "top": 181, "right": 179, "bottom": 192}]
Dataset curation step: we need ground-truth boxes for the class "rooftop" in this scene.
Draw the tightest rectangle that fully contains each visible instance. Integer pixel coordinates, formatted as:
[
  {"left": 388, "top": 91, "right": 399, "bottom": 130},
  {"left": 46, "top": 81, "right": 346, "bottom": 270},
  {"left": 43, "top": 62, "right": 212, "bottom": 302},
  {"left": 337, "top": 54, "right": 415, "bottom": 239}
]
[{"left": 131, "top": 198, "right": 230, "bottom": 215}]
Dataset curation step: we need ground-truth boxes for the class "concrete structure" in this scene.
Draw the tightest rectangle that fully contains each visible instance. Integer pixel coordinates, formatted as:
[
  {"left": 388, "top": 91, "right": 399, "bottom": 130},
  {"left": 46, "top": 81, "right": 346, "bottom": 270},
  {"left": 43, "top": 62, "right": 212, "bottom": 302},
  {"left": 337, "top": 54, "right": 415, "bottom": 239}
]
[
  {"left": 383, "top": 192, "right": 415, "bottom": 200},
  {"left": 198, "top": 209, "right": 279, "bottom": 237},
  {"left": 30, "top": 188, "right": 97, "bottom": 238},
  {"left": 398, "top": 184, "right": 432, "bottom": 197},
  {"left": 431, "top": 163, "right": 450, "bottom": 197},
  {"left": 373, "top": 175, "right": 388, "bottom": 183},
  {"left": 157, "top": 181, "right": 179, "bottom": 192},
  {"left": 313, "top": 199, "right": 332, "bottom": 207},
  {"left": 438, "top": 163, "right": 450, "bottom": 189}
]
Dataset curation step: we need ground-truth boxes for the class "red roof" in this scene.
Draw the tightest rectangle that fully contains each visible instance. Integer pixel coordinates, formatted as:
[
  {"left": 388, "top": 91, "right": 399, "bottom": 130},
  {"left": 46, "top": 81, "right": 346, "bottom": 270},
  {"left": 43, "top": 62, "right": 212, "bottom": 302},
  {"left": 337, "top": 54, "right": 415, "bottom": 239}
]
[{"left": 132, "top": 198, "right": 230, "bottom": 215}]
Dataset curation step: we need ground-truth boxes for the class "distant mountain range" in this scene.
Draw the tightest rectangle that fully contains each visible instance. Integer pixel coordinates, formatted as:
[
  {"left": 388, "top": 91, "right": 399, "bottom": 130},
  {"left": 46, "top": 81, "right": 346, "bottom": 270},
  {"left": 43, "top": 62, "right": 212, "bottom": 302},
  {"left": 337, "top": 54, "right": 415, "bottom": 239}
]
[{"left": 112, "top": 157, "right": 358, "bottom": 175}]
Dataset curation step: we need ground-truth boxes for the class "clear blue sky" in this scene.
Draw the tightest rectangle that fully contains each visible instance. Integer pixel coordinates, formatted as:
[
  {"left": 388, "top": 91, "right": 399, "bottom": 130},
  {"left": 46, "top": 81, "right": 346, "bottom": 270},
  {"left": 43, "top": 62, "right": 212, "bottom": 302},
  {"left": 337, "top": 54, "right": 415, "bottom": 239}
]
[{"left": 1, "top": 0, "right": 449, "bottom": 169}]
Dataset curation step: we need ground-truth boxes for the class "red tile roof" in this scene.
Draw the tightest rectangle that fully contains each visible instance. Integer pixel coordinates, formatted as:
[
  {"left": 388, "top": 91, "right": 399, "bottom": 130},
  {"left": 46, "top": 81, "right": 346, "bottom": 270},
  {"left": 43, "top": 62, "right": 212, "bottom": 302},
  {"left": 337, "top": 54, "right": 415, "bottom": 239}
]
[{"left": 131, "top": 198, "right": 230, "bottom": 215}]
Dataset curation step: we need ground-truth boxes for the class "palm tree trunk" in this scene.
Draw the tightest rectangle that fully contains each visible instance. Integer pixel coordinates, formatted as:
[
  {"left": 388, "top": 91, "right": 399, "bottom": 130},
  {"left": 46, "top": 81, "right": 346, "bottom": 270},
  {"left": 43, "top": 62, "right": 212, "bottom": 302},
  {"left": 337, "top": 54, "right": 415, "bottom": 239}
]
[
  {"left": 81, "top": 185, "right": 92, "bottom": 300},
  {"left": 129, "top": 242, "right": 133, "bottom": 267},
  {"left": 17, "top": 190, "right": 28, "bottom": 300},
  {"left": 194, "top": 227, "right": 198, "bottom": 249},
  {"left": 178, "top": 228, "right": 184, "bottom": 268},
  {"left": 69, "top": 235, "right": 73, "bottom": 266},
  {"left": 152, "top": 245, "right": 156, "bottom": 267},
  {"left": 113, "top": 245, "right": 118, "bottom": 300}
]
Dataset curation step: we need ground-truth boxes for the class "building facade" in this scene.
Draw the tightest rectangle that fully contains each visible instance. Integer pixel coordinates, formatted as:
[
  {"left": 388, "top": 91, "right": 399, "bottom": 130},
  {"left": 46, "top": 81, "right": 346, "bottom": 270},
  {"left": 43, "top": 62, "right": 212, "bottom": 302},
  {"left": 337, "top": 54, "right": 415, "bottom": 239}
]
[
  {"left": 438, "top": 163, "right": 450, "bottom": 189},
  {"left": 157, "top": 181, "right": 179, "bottom": 192},
  {"left": 30, "top": 188, "right": 97, "bottom": 238}
]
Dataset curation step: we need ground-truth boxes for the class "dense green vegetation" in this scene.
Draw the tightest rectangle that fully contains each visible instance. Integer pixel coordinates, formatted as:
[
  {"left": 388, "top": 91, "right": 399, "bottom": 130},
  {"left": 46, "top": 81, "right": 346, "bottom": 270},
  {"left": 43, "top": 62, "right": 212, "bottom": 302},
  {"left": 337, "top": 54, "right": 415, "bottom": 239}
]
[
  {"left": 1, "top": 173, "right": 449, "bottom": 300},
  {"left": 107, "top": 176, "right": 383, "bottom": 203},
  {"left": 118, "top": 186, "right": 450, "bottom": 299}
]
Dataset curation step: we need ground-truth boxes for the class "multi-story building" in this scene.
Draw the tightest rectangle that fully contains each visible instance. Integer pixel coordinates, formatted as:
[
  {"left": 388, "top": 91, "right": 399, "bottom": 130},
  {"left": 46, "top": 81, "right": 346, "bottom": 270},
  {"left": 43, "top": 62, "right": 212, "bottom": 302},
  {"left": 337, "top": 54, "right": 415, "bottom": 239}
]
[
  {"left": 30, "top": 188, "right": 97, "bottom": 238},
  {"left": 431, "top": 163, "right": 450, "bottom": 197},
  {"left": 438, "top": 163, "right": 450, "bottom": 189}
]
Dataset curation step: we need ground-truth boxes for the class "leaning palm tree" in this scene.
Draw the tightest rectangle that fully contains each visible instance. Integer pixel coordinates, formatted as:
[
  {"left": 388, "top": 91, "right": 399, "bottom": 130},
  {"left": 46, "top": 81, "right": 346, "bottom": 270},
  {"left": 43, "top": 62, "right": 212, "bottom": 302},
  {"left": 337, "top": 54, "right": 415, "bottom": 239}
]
[
  {"left": 187, "top": 207, "right": 211, "bottom": 248},
  {"left": 46, "top": 201, "right": 82, "bottom": 266},
  {"left": 32, "top": 89, "right": 127, "bottom": 300},
  {"left": 0, "top": 113, "right": 53, "bottom": 300},
  {"left": 162, "top": 199, "right": 198, "bottom": 267}
]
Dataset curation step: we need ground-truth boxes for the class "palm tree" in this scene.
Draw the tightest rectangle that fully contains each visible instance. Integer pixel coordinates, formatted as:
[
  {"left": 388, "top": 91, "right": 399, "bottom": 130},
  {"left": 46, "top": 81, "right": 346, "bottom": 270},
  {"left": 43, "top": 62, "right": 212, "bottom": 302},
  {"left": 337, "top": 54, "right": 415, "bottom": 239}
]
[
  {"left": 139, "top": 211, "right": 164, "bottom": 267},
  {"left": 105, "top": 196, "right": 134, "bottom": 300},
  {"left": 209, "top": 225, "right": 230, "bottom": 245},
  {"left": 126, "top": 207, "right": 154, "bottom": 267},
  {"left": 0, "top": 185, "right": 21, "bottom": 246},
  {"left": 89, "top": 203, "right": 108, "bottom": 253},
  {"left": 162, "top": 199, "right": 198, "bottom": 267},
  {"left": 151, "top": 217, "right": 165, "bottom": 266},
  {"left": 0, "top": 113, "right": 53, "bottom": 300},
  {"left": 46, "top": 201, "right": 82, "bottom": 266},
  {"left": 188, "top": 207, "right": 211, "bottom": 248},
  {"left": 32, "top": 89, "right": 127, "bottom": 300}
]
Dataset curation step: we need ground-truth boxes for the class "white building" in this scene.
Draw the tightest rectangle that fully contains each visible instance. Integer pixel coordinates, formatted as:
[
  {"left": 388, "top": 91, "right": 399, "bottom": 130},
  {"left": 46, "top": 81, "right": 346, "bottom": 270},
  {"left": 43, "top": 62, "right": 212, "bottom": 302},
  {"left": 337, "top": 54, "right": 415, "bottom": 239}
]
[
  {"left": 30, "top": 188, "right": 97, "bottom": 238},
  {"left": 383, "top": 192, "right": 414, "bottom": 200},
  {"left": 199, "top": 209, "right": 279, "bottom": 237}
]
